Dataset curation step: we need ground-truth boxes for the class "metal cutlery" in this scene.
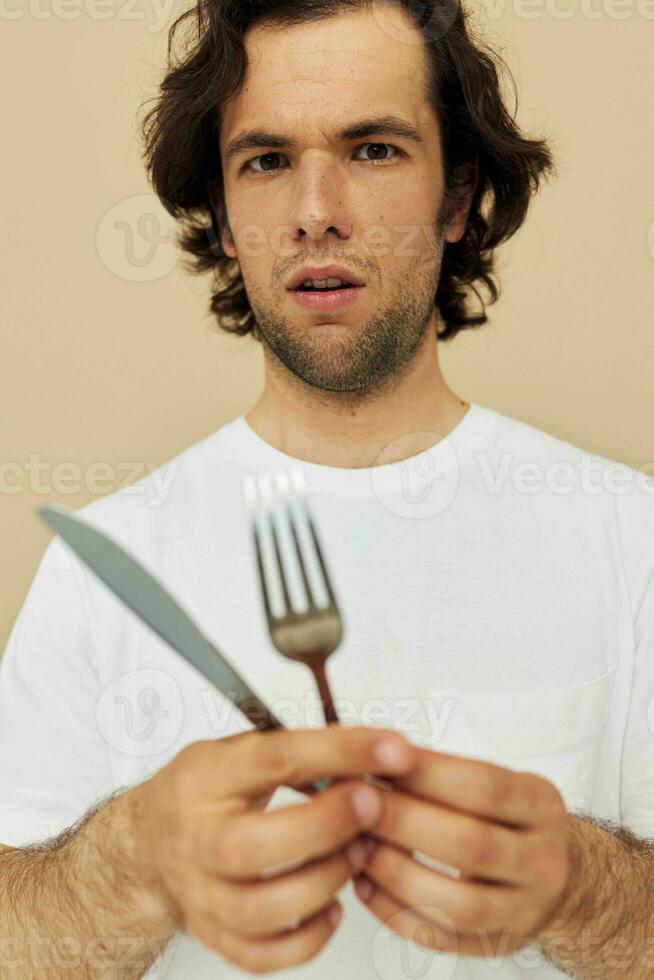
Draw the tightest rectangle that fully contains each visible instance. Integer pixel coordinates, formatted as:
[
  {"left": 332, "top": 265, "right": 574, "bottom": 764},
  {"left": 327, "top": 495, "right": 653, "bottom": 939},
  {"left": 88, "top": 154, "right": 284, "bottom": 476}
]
[
  {"left": 243, "top": 468, "right": 344, "bottom": 724},
  {"left": 244, "top": 469, "right": 395, "bottom": 795},
  {"left": 37, "top": 501, "right": 332, "bottom": 795}
]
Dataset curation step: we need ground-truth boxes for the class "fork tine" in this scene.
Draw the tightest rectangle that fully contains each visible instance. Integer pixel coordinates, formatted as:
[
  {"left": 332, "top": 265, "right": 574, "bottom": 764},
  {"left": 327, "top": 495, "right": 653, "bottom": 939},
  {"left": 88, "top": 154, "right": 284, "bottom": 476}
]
[
  {"left": 290, "top": 468, "right": 340, "bottom": 611},
  {"left": 244, "top": 474, "right": 278, "bottom": 627},
  {"left": 259, "top": 472, "right": 294, "bottom": 618},
  {"left": 252, "top": 521, "right": 275, "bottom": 625},
  {"left": 274, "top": 470, "right": 318, "bottom": 612}
]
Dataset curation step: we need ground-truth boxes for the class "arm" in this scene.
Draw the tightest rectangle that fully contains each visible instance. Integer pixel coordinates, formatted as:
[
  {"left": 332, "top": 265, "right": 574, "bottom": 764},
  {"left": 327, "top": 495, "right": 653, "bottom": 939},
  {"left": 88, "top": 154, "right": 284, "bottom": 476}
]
[
  {"left": 0, "top": 535, "right": 169, "bottom": 976},
  {"left": 0, "top": 786, "right": 177, "bottom": 979},
  {"left": 536, "top": 812, "right": 654, "bottom": 979}
]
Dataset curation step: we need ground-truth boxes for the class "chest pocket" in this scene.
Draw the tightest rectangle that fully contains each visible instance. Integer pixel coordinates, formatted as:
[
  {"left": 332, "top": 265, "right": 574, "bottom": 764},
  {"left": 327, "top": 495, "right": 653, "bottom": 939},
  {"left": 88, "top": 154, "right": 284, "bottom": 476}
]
[{"left": 424, "top": 667, "right": 615, "bottom": 813}]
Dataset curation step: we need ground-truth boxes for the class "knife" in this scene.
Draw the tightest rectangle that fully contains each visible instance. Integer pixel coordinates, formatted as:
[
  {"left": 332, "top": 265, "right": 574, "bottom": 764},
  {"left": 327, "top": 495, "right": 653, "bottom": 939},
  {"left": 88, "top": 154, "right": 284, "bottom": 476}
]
[{"left": 38, "top": 502, "right": 330, "bottom": 794}]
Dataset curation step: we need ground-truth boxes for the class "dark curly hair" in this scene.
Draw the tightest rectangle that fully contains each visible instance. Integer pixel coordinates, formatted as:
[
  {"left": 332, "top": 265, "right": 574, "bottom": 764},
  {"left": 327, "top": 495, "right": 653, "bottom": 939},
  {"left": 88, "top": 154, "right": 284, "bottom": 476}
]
[{"left": 139, "top": 0, "right": 556, "bottom": 342}]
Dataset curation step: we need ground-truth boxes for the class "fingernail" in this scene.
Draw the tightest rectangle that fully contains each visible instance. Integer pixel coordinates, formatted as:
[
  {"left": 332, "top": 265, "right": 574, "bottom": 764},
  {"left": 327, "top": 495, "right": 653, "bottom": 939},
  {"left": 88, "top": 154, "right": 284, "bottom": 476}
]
[
  {"left": 374, "top": 738, "right": 407, "bottom": 770},
  {"left": 350, "top": 785, "right": 380, "bottom": 823},
  {"left": 355, "top": 875, "right": 374, "bottom": 901},
  {"left": 346, "top": 839, "right": 367, "bottom": 871},
  {"left": 327, "top": 901, "right": 342, "bottom": 927}
]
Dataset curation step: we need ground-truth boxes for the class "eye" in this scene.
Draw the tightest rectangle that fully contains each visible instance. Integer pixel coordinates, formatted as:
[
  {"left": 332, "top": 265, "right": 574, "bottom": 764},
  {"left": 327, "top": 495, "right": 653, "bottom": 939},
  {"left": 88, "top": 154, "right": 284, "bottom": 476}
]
[
  {"left": 245, "top": 152, "right": 288, "bottom": 174},
  {"left": 353, "top": 143, "right": 400, "bottom": 165},
  {"left": 243, "top": 143, "right": 401, "bottom": 174}
]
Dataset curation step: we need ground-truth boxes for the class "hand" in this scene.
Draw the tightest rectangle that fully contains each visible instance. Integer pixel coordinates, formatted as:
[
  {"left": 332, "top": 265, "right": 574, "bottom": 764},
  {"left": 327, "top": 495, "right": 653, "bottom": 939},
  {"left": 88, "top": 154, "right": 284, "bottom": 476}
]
[
  {"left": 352, "top": 748, "right": 572, "bottom": 958},
  {"left": 131, "top": 725, "right": 419, "bottom": 974}
]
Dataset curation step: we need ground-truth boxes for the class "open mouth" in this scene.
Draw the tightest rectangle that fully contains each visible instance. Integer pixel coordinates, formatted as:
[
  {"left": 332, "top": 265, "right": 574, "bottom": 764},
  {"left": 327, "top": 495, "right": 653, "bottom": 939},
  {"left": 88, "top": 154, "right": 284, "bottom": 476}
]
[{"left": 295, "top": 283, "right": 356, "bottom": 293}]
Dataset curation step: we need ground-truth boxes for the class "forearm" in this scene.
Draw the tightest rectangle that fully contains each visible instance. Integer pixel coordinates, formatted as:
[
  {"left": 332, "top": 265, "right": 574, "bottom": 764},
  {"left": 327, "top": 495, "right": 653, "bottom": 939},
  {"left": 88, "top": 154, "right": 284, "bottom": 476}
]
[
  {"left": 0, "top": 784, "right": 177, "bottom": 978},
  {"left": 537, "top": 813, "right": 654, "bottom": 978}
]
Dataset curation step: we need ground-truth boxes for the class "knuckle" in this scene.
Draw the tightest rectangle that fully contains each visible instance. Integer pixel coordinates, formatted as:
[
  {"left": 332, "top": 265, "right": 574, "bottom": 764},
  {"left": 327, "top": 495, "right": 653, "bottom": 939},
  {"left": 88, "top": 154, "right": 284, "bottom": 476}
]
[
  {"left": 238, "top": 887, "right": 268, "bottom": 932},
  {"left": 172, "top": 741, "right": 201, "bottom": 770},
  {"left": 543, "top": 844, "right": 569, "bottom": 895},
  {"left": 525, "top": 773, "right": 564, "bottom": 821},
  {"left": 342, "top": 724, "right": 375, "bottom": 742},
  {"left": 254, "top": 733, "right": 296, "bottom": 784},
  {"left": 553, "top": 857, "right": 570, "bottom": 899},
  {"left": 546, "top": 832, "right": 568, "bottom": 880},
  {"left": 516, "top": 832, "right": 558, "bottom": 888},
  {"left": 481, "top": 768, "right": 511, "bottom": 811},
  {"left": 460, "top": 824, "right": 492, "bottom": 867},
  {"left": 185, "top": 912, "right": 228, "bottom": 959},
  {"left": 508, "top": 905, "right": 533, "bottom": 940},
  {"left": 518, "top": 835, "right": 541, "bottom": 879},
  {"left": 169, "top": 740, "right": 216, "bottom": 798},
  {"left": 542, "top": 781, "right": 566, "bottom": 821},
  {"left": 305, "top": 920, "right": 333, "bottom": 960},
  {"left": 235, "top": 945, "right": 270, "bottom": 975},
  {"left": 512, "top": 838, "right": 531, "bottom": 879},
  {"left": 177, "top": 738, "right": 214, "bottom": 769},
  {"left": 290, "top": 918, "right": 332, "bottom": 967},
  {"left": 458, "top": 890, "right": 490, "bottom": 930},
  {"left": 225, "top": 730, "right": 263, "bottom": 770},
  {"left": 213, "top": 828, "right": 252, "bottom": 878}
]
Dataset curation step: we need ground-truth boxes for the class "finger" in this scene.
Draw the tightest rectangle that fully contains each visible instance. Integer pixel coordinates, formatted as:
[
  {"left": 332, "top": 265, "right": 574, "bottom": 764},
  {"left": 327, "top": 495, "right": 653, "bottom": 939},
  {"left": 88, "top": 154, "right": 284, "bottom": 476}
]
[
  {"left": 363, "top": 841, "right": 530, "bottom": 936},
  {"left": 297, "top": 772, "right": 396, "bottom": 798},
  {"left": 217, "top": 725, "right": 418, "bottom": 798},
  {"left": 188, "top": 899, "right": 343, "bottom": 974},
  {"left": 202, "top": 846, "right": 361, "bottom": 937},
  {"left": 354, "top": 876, "right": 522, "bottom": 958},
  {"left": 372, "top": 788, "right": 528, "bottom": 884},
  {"left": 199, "top": 779, "right": 383, "bottom": 878},
  {"left": 394, "top": 749, "right": 563, "bottom": 829}
]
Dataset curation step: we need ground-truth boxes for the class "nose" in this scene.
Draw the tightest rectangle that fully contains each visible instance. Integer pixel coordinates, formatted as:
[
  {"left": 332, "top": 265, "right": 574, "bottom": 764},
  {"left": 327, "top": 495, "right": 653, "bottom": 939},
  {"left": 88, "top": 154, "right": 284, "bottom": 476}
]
[
  {"left": 286, "top": 209, "right": 353, "bottom": 255},
  {"left": 287, "top": 162, "right": 353, "bottom": 249},
  {"left": 297, "top": 219, "right": 352, "bottom": 248}
]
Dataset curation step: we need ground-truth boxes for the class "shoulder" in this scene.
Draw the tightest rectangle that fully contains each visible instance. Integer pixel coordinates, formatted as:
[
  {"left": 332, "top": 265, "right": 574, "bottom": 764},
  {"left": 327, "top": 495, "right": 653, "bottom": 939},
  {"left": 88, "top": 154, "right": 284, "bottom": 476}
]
[
  {"left": 479, "top": 404, "right": 653, "bottom": 497},
  {"left": 480, "top": 404, "right": 654, "bottom": 602},
  {"left": 70, "top": 418, "right": 242, "bottom": 546}
]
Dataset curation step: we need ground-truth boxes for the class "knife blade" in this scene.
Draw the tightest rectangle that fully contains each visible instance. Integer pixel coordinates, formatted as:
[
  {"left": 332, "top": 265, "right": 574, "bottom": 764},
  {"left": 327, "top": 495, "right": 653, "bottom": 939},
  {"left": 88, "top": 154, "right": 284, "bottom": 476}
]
[{"left": 38, "top": 502, "right": 331, "bottom": 795}]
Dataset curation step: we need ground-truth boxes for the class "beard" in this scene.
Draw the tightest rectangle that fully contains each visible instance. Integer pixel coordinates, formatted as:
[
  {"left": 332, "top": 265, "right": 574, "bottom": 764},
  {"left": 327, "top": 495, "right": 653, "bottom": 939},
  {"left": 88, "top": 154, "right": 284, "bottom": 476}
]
[{"left": 240, "top": 223, "right": 447, "bottom": 399}]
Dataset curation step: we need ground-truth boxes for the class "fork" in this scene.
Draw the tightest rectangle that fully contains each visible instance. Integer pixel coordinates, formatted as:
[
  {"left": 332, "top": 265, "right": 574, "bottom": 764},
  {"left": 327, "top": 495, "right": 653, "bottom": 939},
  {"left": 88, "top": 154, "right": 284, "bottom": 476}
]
[
  {"left": 244, "top": 467, "right": 397, "bottom": 797},
  {"left": 244, "top": 467, "right": 343, "bottom": 725}
]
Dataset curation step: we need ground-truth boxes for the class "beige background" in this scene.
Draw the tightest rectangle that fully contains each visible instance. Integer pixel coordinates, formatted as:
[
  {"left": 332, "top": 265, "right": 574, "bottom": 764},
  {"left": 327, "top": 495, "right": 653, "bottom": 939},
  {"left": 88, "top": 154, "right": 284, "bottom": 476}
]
[{"left": 1, "top": 3, "right": 652, "bottom": 652}]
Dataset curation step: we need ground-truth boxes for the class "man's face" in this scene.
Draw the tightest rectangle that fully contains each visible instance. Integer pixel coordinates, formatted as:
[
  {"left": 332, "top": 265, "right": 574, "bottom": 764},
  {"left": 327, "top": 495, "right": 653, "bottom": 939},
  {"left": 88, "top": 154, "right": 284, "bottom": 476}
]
[{"left": 217, "top": 2, "right": 469, "bottom": 395}]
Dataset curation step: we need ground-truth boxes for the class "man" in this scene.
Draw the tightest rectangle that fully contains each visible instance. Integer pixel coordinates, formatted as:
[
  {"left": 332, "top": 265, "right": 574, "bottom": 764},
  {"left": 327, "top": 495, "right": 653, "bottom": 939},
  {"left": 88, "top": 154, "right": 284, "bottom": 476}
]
[{"left": 1, "top": 1, "right": 653, "bottom": 977}]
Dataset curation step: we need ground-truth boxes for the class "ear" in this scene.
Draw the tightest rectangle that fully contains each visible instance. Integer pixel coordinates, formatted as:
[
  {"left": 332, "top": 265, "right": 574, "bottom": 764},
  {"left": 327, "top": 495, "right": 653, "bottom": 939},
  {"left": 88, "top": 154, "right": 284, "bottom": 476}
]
[
  {"left": 207, "top": 185, "right": 237, "bottom": 259},
  {"left": 443, "top": 159, "right": 478, "bottom": 245}
]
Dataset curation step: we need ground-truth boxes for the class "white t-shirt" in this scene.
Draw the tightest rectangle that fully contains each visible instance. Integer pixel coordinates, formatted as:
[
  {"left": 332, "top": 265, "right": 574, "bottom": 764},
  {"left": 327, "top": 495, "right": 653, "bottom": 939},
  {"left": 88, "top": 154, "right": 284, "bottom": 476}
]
[{"left": 1, "top": 401, "right": 653, "bottom": 979}]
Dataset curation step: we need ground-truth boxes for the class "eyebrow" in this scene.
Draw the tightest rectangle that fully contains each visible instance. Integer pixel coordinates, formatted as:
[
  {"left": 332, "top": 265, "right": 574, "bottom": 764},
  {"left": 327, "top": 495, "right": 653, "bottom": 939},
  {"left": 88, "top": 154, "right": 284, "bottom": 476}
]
[{"left": 223, "top": 114, "right": 425, "bottom": 169}]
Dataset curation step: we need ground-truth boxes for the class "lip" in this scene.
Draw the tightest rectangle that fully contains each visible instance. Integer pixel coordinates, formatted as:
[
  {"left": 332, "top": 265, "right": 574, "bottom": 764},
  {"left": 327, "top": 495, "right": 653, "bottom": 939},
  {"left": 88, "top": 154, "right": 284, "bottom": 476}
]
[
  {"left": 286, "top": 265, "right": 366, "bottom": 291},
  {"left": 289, "top": 285, "right": 365, "bottom": 312}
]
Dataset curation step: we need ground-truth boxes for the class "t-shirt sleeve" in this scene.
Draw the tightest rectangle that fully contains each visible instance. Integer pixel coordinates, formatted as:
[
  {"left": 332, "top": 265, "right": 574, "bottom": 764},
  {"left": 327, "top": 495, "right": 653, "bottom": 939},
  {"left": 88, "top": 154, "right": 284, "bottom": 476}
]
[
  {"left": 0, "top": 535, "right": 116, "bottom": 847},
  {"left": 617, "top": 482, "right": 654, "bottom": 840}
]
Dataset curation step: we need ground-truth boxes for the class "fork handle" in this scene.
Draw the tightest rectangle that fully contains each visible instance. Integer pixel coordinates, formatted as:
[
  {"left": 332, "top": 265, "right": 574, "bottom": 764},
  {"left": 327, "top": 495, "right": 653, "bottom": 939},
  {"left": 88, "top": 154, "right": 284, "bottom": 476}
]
[{"left": 311, "top": 660, "right": 339, "bottom": 725}]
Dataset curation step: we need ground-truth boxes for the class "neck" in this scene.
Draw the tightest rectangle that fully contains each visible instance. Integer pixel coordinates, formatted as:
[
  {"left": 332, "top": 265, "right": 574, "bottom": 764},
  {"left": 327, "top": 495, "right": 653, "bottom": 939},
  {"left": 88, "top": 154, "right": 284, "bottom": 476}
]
[{"left": 245, "top": 330, "right": 469, "bottom": 469}]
